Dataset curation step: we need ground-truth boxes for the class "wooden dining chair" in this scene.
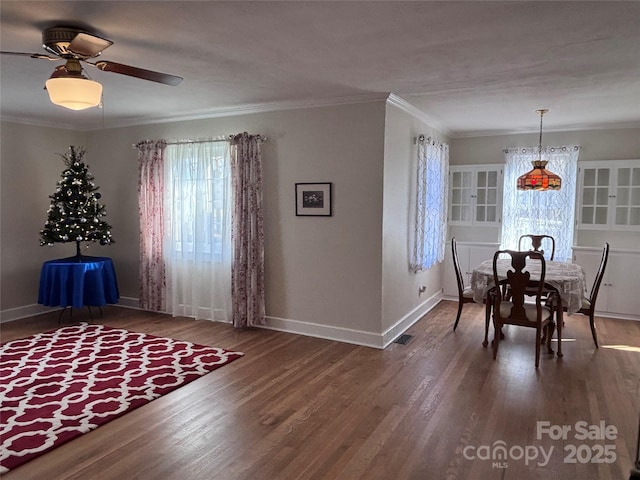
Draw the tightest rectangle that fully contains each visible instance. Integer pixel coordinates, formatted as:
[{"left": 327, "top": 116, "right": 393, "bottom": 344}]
[
  {"left": 491, "top": 250, "right": 559, "bottom": 368},
  {"left": 452, "top": 237, "right": 475, "bottom": 332},
  {"left": 570, "top": 242, "right": 609, "bottom": 348},
  {"left": 518, "top": 234, "right": 556, "bottom": 261}
]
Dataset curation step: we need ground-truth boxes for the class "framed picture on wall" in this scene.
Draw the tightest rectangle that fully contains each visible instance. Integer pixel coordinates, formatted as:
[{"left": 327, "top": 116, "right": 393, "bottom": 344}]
[{"left": 295, "top": 182, "right": 332, "bottom": 216}]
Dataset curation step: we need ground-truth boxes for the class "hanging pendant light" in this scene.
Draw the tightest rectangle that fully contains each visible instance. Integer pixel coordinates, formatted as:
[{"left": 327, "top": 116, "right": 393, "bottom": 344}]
[{"left": 517, "top": 109, "right": 561, "bottom": 191}]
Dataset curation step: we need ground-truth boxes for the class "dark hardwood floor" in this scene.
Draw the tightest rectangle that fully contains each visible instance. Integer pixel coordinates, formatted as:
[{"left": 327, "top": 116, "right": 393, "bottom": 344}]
[{"left": 1, "top": 301, "right": 639, "bottom": 479}]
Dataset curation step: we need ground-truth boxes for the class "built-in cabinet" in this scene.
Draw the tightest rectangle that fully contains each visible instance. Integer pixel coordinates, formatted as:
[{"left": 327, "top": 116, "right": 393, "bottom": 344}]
[
  {"left": 577, "top": 160, "right": 640, "bottom": 230},
  {"left": 448, "top": 165, "right": 503, "bottom": 226},
  {"left": 572, "top": 246, "right": 640, "bottom": 319},
  {"left": 443, "top": 160, "right": 640, "bottom": 320},
  {"left": 443, "top": 241, "right": 500, "bottom": 298}
]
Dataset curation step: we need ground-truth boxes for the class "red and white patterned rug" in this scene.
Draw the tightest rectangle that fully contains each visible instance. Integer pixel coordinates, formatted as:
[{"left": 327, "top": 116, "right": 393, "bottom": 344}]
[{"left": 0, "top": 322, "right": 243, "bottom": 473}]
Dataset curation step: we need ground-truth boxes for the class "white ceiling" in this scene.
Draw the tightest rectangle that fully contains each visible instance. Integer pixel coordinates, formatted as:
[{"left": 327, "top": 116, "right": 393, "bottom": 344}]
[{"left": 1, "top": 1, "right": 639, "bottom": 137}]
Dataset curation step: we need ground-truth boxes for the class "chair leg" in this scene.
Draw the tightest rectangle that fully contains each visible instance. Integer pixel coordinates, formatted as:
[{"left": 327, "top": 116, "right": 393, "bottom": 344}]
[
  {"left": 453, "top": 301, "right": 463, "bottom": 332},
  {"left": 544, "top": 322, "right": 555, "bottom": 354},
  {"left": 589, "top": 312, "right": 598, "bottom": 348},
  {"left": 483, "top": 301, "right": 491, "bottom": 347},
  {"left": 492, "top": 320, "right": 500, "bottom": 360},
  {"left": 535, "top": 327, "right": 541, "bottom": 368}
]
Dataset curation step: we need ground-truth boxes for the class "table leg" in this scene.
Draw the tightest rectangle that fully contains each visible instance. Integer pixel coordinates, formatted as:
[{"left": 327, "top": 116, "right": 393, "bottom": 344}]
[
  {"left": 556, "top": 306, "right": 563, "bottom": 358},
  {"left": 57, "top": 306, "right": 68, "bottom": 324}
]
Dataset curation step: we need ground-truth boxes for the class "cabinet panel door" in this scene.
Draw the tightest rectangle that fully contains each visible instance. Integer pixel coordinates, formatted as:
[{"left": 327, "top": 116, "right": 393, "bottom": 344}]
[
  {"left": 443, "top": 243, "right": 471, "bottom": 297},
  {"left": 573, "top": 250, "right": 606, "bottom": 309},
  {"left": 443, "top": 243, "right": 499, "bottom": 297},
  {"left": 468, "top": 246, "right": 499, "bottom": 280},
  {"left": 602, "top": 253, "right": 640, "bottom": 315}
]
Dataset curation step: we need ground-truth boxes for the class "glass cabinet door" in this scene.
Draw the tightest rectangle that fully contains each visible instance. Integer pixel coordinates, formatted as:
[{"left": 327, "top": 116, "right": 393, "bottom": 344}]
[
  {"left": 475, "top": 170, "right": 498, "bottom": 223},
  {"left": 580, "top": 167, "right": 610, "bottom": 226},
  {"left": 614, "top": 166, "right": 640, "bottom": 227},
  {"left": 448, "top": 165, "right": 502, "bottom": 226},
  {"left": 450, "top": 170, "right": 474, "bottom": 223},
  {"left": 577, "top": 160, "right": 640, "bottom": 230}
]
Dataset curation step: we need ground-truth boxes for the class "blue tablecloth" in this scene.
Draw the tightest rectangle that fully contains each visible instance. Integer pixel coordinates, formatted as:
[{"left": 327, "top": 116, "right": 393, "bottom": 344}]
[{"left": 38, "top": 256, "right": 119, "bottom": 308}]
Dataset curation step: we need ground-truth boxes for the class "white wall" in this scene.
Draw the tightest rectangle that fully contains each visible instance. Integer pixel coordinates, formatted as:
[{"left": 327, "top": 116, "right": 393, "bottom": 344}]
[
  {"left": 0, "top": 122, "right": 87, "bottom": 314},
  {"left": 2, "top": 102, "right": 392, "bottom": 345},
  {"left": 448, "top": 127, "right": 640, "bottom": 248},
  {"left": 450, "top": 127, "right": 640, "bottom": 166},
  {"left": 381, "top": 102, "right": 449, "bottom": 341}
]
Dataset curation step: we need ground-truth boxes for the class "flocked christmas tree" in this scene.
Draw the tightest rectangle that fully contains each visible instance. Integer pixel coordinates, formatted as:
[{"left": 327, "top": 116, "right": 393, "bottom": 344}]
[{"left": 40, "top": 146, "right": 114, "bottom": 258}]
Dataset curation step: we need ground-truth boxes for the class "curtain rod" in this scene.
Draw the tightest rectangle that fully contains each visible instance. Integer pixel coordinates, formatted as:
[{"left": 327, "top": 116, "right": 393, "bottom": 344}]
[
  {"left": 166, "top": 138, "right": 229, "bottom": 145},
  {"left": 502, "top": 145, "right": 580, "bottom": 153},
  {"left": 132, "top": 134, "right": 267, "bottom": 149},
  {"left": 414, "top": 134, "right": 447, "bottom": 146}
]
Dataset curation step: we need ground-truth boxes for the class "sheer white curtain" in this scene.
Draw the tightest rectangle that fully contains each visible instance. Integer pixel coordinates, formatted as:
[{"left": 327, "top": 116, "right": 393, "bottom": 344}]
[
  {"left": 502, "top": 146, "right": 580, "bottom": 261},
  {"left": 410, "top": 136, "right": 449, "bottom": 272},
  {"left": 164, "top": 140, "right": 232, "bottom": 321}
]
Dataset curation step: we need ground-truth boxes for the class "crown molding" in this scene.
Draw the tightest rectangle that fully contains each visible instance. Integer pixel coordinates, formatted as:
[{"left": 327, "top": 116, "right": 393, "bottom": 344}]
[
  {"left": 112, "top": 92, "right": 391, "bottom": 130},
  {"left": 385, "top": 93, "right": 452, "bottom": 138},
  {"left": 451, "top": 121, "right": 640, "bottom": 138},
  {"left": 0, "top": 114, "right": 81, "bottom": 131},
  {"left": 3, "top": 92, "right": 392, "bottom": 131}
]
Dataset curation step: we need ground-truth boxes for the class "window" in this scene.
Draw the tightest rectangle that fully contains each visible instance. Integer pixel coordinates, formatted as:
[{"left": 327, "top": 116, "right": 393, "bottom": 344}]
[
  {"left": 165, "top": 141, "right": 231, "bottom": 263},
  {"left": 163, "top": 140, "right": 232, "bottom": 321},
  {"left": 410, "top": 137, "right": 449, "bottom": 272},
  {"left": 501, "top": 146, "right": 580, "bottom": 262}
]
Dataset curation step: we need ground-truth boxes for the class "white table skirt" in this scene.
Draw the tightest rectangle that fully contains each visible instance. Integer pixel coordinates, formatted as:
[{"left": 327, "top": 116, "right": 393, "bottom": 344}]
[{"left": 470, "top": 258, "right": 588, "bottom": 315}]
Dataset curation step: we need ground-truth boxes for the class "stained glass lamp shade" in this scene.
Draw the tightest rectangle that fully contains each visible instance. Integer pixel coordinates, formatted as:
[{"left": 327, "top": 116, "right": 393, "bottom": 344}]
[{"left": 517, "top": 109, "right": 561, "bottom": 191}]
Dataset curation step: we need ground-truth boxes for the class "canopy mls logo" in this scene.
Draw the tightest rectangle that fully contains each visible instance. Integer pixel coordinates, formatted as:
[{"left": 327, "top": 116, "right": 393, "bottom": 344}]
[
  {"left": 463, "top": 441, "right": 553, "bottom": 468},
  {"left": 463, "top": 420, "right": 619, "bottom": 469}
]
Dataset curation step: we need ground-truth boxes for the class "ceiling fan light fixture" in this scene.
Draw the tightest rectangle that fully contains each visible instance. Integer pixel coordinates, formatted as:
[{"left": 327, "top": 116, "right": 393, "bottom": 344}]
[
  {"left": 45, "top": 61, "right": 102, "bottom": 111},
  {"left": 45, "top": 77, "right": 102, "bottom": 111},
  {"left": 517, "top": 109, "right": 561, "bottom": 191}
]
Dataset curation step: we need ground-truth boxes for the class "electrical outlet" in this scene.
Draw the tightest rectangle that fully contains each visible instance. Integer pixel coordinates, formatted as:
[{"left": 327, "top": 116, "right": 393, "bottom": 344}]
[{"left": 418, "top": 285, "right": 427, "bottom": 296}]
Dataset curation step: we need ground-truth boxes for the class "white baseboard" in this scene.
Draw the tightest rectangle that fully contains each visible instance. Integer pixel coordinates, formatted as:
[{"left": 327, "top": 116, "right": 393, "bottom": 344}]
[
  {"left": 0, "top": 296, "right": 141, "bottom": 323},
  {"left": 441, "top": 295, "right": 639, "bottom": 321},
  {"left": 117, "top": 296, "right": 142, "bottom": 309},
  {"left": 262, "top": 291, "right": 443, "bottom": 349},
  {"left": 0, "top": 304, "right": 59, "bottom": 323},
  {"left": 381, "top": 290, "right": 443, "bottom": 348},
  {"left": 262, "top": 316, "right": 384, "bottom": 349}
]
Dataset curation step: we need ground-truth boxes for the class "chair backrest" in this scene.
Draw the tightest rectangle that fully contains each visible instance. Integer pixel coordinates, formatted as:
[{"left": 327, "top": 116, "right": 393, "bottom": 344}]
[
  {"left": 451, "top": 237, "right": 465, "bottom": 298},
  {"left": 518, "top": 234, "right": 556, "bottom": 260},
  {"left": 493, "top": 250, "right": 546, "bottom": 323},
  {"left": 588, "top": 242, "right": 610, "bottom": 309}
]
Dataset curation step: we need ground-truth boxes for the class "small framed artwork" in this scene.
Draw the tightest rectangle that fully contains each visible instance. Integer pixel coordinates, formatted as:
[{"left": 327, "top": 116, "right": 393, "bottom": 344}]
[{"left": 295, "top": 182, "right": 332, "bottom": 216}]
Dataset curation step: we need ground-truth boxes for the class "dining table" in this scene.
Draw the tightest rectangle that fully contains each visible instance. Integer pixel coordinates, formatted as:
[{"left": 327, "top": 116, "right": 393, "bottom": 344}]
[
  {"left": 470, "top": 258, "right": 587, "bottom": 315},
  {"left": 470, "top": 258, "right": 588, "bottom": 357}
]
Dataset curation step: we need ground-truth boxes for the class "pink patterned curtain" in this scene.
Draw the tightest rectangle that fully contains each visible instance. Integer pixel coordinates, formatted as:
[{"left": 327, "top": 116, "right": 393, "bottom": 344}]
[
  {"left": 136, "top": 139, "right": 167, "bottom": 311},
  {"left": 229, "top": 133, "right": 266, "bottom": 327}
]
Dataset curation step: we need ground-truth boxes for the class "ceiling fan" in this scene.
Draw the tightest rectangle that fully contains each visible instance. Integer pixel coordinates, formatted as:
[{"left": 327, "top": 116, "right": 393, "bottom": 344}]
[{"left": 1, "top": 26, "right": 183, "bottom": 110}]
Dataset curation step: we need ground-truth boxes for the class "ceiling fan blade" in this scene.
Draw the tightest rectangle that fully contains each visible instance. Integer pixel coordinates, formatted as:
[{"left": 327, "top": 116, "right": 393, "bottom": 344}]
[
  {"left": 0, "top": 51, "right": 58, "bottom": 60},
  {"left": 68, "top": 32, "right": 113, "bottom": 58},
  {"left": 90, "top": 60, "right": 183, "bottom": 86}
]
